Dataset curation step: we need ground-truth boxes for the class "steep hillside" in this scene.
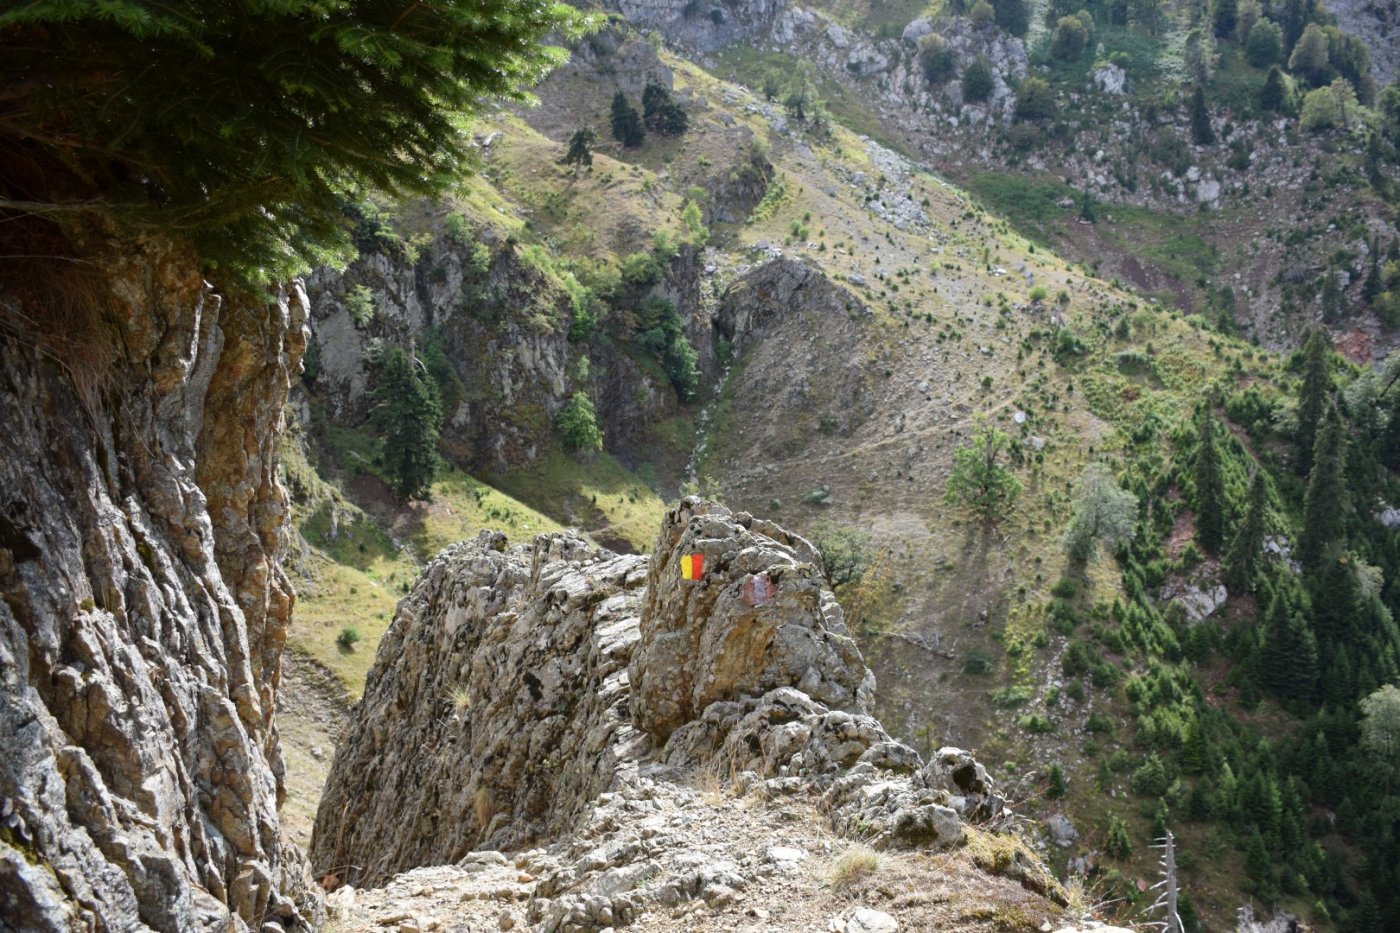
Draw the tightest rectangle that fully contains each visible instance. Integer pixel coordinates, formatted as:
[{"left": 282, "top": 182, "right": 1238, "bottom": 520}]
[
  {"left": 612, "top": 0, "right": 1400, "bottom": 354},
  {"left": 276, "top": 7, "right": 1400, "bottom": 932}
]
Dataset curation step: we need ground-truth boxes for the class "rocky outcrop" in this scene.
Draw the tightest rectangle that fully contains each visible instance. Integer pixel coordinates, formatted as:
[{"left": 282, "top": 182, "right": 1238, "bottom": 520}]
[
  {"left": 314, "top": 499, "right": 1048, "bottom": 927},
  {"left": 0, "top": 247, "right": 317, "bottom": 931},
  {"left": 1323, "top": 0, "right": 1400, "bottom": 85},
  {"left": 630, "top": 498, "right": 874, "bottom": 742},
  {"left": 303, "top": 217, "right": 698, "bottom": 475},
  {"left": 310, "top": 531, "right": 649, "bottom": 886},
  {"left": 599, "top": 0, "right": 790, "bottom": 52}
]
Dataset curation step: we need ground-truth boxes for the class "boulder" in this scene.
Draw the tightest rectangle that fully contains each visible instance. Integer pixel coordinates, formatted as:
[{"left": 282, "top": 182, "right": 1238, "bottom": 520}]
[{"left": 630, "top": 498, "right": 875, "bottom": 743}]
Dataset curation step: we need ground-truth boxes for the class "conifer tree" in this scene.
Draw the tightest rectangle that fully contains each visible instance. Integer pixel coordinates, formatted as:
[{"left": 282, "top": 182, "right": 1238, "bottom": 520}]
[
  {"left": 0, "top": 0, "right": 586, "bottom": 284},
  {"left": 1190, "top": 86, "right": 1216, "bottom": 145},
  {"left": 560, "top": 126, "right": 596, "bottom": 176},
  {"left": 1260, "top": 65, "right": 1288, "bottom": 111},
  {"left": 1295, "top": 327, "right": 1333, "bottom": 475},
  {"left": 1297, "top": 402, "right": 1347, "bottom": 570},
  {"left": 1212, "top": 0, "right": 1238, "bottom": 39},
  {"left": 642, "top": 81, "right": 689, "bottom": 135},
  {"left": 610, "top": 92, "right": 645, "bottom": 147},
  {"left": 1259, "top": 588, "right": 1319, "bottom": 700},
  {"left": 1225, "top": 470, "right": 1268, "bottom": 590},
  {"left": 1194, "top": 415, "right": 1227, "bottom": 552},
  {"left": 372, "top": 345, "right": 443, "bottom": 501}
]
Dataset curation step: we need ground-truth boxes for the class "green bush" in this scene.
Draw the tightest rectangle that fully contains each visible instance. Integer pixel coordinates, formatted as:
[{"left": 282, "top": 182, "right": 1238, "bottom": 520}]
[
  {"left": 962, "top": 56, "right": 996, "bottom": 103},
  {"left": 337, "top": 626, "right": 361, "bottom": 651},
  {"left": 556, "top": 391, "right": 603, "bottom": 452},
  {"left": 345, "top": 285, "right": 376, "bottom": 328}
]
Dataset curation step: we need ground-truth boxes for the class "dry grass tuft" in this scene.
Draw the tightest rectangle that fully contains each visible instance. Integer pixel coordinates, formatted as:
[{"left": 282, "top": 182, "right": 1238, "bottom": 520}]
[{"left": 830, "top": 844, "right": 882, "bottom": 891}]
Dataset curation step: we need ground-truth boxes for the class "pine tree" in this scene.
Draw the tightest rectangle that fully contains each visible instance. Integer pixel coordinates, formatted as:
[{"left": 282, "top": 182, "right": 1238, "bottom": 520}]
[
  {"left": 1190, "top": 86, "right": 1216, "bottom": 145},
  {"left": 1297, "top": 402, "right": 1347, "bottom": 570},
  {"left": 1211, "top": 0, "right": 1238, "bottom": 38},
  {"left": 1321, "top": 269, "right": 1344, "bottom": 322},
  {"left": 1260, "top": 65, "right": 1288, "bottom": 111},
  {"left": 1225, "top": 470, "right": 1268, "bottom": 591},
  {"left": 1258, "top": 588, "right": 1320, "bottom": 700},
  {"left": 560, "top": 126, "right": 596, "bottom": 176},
  {"left": 1295, "top": 327, "right": 1333, "bottom": 475},
  {"left": 1194, "top": 415, "right": 1227, "bottom": 552},
  {"left": 0, "top": 0, "right": 586, "bottom": 284},
  {"left": 610, "top": 92, "right": 645, "bottom": 147},
  {"left": 372, "top": 345, "right": 443, "bottom": 501},
  {"left": 642, "top": 81, "right": 690, "bottom": 135},
  {"left": 642, "top": 81, "right": 668, "bottom": 123}
]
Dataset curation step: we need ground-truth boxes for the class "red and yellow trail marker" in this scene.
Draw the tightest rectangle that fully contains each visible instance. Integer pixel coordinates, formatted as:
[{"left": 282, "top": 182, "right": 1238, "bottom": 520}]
[{"left": 680, "top": 552, "right": 705, "bottom": 580}]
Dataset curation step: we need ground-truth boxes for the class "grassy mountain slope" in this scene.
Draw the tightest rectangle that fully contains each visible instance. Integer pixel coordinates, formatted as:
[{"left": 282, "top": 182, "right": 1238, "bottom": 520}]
[{"left": 280, "top": 16, "right": 1400, "bottom": 930}]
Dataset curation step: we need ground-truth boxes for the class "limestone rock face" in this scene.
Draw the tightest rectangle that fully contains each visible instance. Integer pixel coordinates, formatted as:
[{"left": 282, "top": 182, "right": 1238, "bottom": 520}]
[
  {"left": 0, "top": 247, "right": 316, "bottom": 931},
  {"left": 601, "top": 0, "right": 789, "bottom": 52},
  {"left": 315, "top": 503, "right": 1035, "bottom": 920},
  {"left": 311, "top": 532, "right": 649, "bottom": 888},
  {"left": 630, "top": 498, "right": 874, "bottom": 743}
]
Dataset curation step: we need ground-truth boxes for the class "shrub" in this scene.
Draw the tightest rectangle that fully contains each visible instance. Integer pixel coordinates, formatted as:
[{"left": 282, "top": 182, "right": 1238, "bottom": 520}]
[
  {"left": 830, "top": 845, "right": 881, "bottom": 890},
  {"left": 1051, "top": 15, "right": 1089, "bottom": 61},
  {"left": 556, "top": 391, "right": 603, "bottom": 453},
  {"left": 337, "top": 626, "right": 361, "bottom": 651},
  {"left": 919, "top": 34, "right": 958, "bottom": 85},
  {"left": 962, "top": 56, "right": 996, "bottom": 103},
  {"left": 345, "top": 285, "right": 376, "bottom": 328},
  {"left": 1013, "top": 77, "right": 1055, "bottom": 122}
]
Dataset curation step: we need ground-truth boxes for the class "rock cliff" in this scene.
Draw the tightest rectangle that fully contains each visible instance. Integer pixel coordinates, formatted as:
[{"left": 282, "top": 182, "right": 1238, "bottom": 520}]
[
  {"left": 313, "top": 499, "right": 1062, "bottom": 930},
  {"left": 0, "top": 248, "right": 317, "bottom": 931}
]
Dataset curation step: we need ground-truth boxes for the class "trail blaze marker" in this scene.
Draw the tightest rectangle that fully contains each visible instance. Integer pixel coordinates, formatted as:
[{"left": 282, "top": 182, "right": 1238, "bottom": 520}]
[{"left": 680, "top": 552, "right": 705, "bottom": 580}]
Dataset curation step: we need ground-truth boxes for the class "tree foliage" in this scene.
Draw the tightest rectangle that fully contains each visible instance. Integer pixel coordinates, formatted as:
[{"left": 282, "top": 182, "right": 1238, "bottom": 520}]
[
  {"left": 561, "top": 127, "right": 596, "bottom": 175},
  {"left": 610, "top": 91, "right": 646, "bottom": 147},
  {"left": 1288, "top": 22, "right": 1331, "bottom": 87},
  {"left": 962, "top": 55, "right": 996, "bottom": 103},
  {"left": 1193, "top": 414, "right": 1227, "bottom": 552},
  {"left": 1013, "top": 77, "right": 1055, "bottom": 122},
  {"left": 642, "top": 81, "right": 689, "bottom": 135},
  {"left": 1297, "top": 402, "right": 1347, "bottom": 570},
  {"left": 1245, "top": 19, "right": 1283, "bottom": 68},
  {"left": 1259, "top": 65, "right": 1289, "bottom": 111},
  {"left": 1064, "top": 464, "right": 1138, "bottom": 561},
  {"left": 1224, "top": 470, "right": 1269, "bottom": 590},
  {"left": 944, "top": 417, "right": 1021, "bottom": 520},
  {"left": 919, "top": 34, "right": 958, "bottom": 85},
  {"left": 372, "top": 345, "right": 443, "bottom": 501},
  {"left": 1295, "top": 327, "right": 1333, "bottom": 474},
  {"left": 1051, "top": 15, "right": 1090, "bottom": 61},
  {"left": 808, "top": 523, "right": 872, "bottom": 591},
  {"left": 1190, "top": 86, "right": 1216, "bottom": 145},
  {"left": 556, "top": 391, "right": 603, "bottom": 453},
  {"left": 1360, "top": 684, "right": 1400, "bottom": 767},
  {"left": 991, "top": 0, "right": 1030, "bottom": 37},
  {"left": 0, "top": 0, "right": 587, "bottom": 284}
]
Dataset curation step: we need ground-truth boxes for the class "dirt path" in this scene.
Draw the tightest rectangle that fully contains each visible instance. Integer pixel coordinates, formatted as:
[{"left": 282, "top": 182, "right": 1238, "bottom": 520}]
[{"left": 277, "top": 650, "right": 353, "bottom": 853}]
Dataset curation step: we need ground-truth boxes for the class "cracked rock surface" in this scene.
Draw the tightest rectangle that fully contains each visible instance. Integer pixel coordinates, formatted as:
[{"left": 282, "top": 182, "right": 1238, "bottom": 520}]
[{"left": 0, "top": 247, "right": 318, "bottom": 931}]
